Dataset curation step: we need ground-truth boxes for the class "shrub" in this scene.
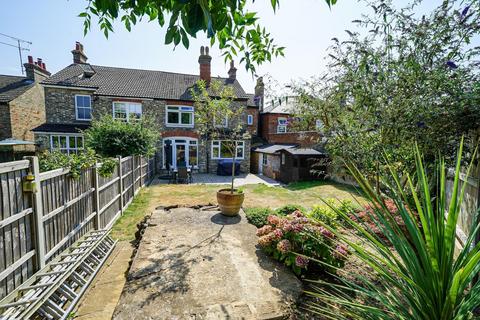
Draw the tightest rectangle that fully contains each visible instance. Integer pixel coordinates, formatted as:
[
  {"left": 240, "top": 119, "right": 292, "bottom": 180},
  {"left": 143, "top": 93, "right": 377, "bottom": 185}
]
[
  {"left": 39, "top": 149, "right": 116, "bottom": 178},
  {"left": 256, "top": 210, "right": 348, "bottom": 275},
  {"left": 308, "top": 199, "right": 357, "bottom": 228},
  {"left": 306, "top": 141, "right": 480, "bottom": 319},
  {"left": 275, "top": 204, "right": 305, "bottom": 216},
  {"left": 245, "top": 207, "right": 274, "bottom": 227},
  {"left": 83, "top": 115, "right": 159, "bottom": 157}
]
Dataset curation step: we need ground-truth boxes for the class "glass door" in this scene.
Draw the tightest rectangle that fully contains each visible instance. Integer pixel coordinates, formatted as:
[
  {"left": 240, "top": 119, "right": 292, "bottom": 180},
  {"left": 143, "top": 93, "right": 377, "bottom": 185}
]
[{"left": 175, "top": 144, "right": 187, "bottom": 168}]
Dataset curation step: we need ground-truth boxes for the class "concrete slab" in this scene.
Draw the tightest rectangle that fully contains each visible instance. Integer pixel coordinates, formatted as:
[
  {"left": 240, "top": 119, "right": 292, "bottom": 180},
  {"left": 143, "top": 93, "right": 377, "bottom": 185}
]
[
  {"left": 113, "top": 207, "right": 302, "bottom": 319},
  {"left": 75, "top": 241, "right": 134, "bottom": 320}
]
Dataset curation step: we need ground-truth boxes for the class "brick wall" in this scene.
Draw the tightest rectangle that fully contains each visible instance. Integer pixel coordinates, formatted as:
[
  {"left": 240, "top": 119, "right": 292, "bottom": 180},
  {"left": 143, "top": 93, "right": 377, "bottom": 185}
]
[
  {"left": 246, "top": 107, "right": 259, "bottom": 136},
  {"left": 0, "top": 103, "right": 12, "bottom": 141},
  {"left": 9, "top": 82, "right": 46, "bottom": 152},
  {"left": 260, "top": 113, "right": 321, "bottom": 146},
  {"left": 44, "top": 87, "right": 94, "bottom": 124}
]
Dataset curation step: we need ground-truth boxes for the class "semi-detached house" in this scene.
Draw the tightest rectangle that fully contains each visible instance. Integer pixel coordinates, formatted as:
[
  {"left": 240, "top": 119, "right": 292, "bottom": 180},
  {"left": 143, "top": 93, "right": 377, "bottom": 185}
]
[{"left": 33, "top": 42, "right": 260, "bottom": 173}]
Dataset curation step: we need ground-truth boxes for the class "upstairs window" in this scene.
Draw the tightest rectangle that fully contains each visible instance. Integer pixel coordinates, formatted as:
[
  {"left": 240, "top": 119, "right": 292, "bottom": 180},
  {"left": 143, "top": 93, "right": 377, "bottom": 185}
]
[
  {"left": 113, "top": 102, "right": 142, "bottom": 122},
  {"left": 211, "top": 140, "right": 245, "bottom": 159},
  {"left": 75, "top": 95, "right": 91, "bottom": 121},
  {"left": 166, "top": 106, "right": 194, "bottom": 127},
  {"left": 247, "top": 115, "right": 253, "bottom": 125},
  {"left": 214, "top": 115, "right": 228, "bottom": 128},
  {"left": 51, "top": 135, "right": 84, "bottom": 155},
  {"left": 277, "top": 117, "right": 287, "bottom": 133}
]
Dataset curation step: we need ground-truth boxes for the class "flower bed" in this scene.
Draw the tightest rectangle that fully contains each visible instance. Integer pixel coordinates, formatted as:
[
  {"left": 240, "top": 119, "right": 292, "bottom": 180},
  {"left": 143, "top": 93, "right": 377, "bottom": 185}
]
[{"left": 256, "top": 210, "right": 348, "bottom": 275}]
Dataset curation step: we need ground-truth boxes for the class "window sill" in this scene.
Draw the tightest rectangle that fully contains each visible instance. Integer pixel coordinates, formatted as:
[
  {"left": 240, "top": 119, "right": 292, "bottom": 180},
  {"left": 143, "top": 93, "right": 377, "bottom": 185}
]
[{"left": 165, "top": 124, "right": 194, "bottom": 128}]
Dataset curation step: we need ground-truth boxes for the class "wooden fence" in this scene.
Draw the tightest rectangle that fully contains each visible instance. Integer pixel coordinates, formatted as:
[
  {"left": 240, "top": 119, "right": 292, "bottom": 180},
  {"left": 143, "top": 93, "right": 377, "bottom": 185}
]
[
  {"left": 0, "top": 155, "right": 155, "bottom": 299},
  {"left": 445, "top": 167, "right": 480, "bottom": 246}
]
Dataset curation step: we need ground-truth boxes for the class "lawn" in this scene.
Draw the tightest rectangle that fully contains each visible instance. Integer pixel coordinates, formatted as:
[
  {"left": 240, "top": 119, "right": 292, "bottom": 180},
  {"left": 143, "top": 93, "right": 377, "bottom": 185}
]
[{"left": 110, "top": 180, "right": 366, "bottom": 241}]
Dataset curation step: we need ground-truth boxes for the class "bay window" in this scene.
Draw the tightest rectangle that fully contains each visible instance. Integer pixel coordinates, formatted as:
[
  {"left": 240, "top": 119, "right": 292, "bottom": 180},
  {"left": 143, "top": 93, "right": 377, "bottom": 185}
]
[
  {"left": 113, "top": 102, "right": 142, "bottom": 121},
  {"left": 211, "top": 140, "right": 245, "bottom": 159},
  {"left": 166, "top": 106, "right": 194, "bottom": 127},
  {"left": 51, "top": 135, "right": 84, "bottom": 154}
]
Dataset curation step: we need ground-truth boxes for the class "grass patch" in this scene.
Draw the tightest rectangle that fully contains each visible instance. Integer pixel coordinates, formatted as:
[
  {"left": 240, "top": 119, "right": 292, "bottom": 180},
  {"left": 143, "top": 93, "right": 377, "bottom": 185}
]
[{"left": 110, "top": 188, "right": 152, "bottom": 241}]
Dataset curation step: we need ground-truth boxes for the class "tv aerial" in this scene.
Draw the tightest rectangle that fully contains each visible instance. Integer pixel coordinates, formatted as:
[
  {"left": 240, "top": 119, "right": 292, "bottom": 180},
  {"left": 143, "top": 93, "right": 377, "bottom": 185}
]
[{"left": 0, "top": 33, "right": 32, "bottom": 74}]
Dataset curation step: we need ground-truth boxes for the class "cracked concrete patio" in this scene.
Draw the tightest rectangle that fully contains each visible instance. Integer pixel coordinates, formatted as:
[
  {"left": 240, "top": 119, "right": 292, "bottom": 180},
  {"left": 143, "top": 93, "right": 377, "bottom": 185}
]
[{"left": 112, "top": 206, "right": 302, "bottom": 319}]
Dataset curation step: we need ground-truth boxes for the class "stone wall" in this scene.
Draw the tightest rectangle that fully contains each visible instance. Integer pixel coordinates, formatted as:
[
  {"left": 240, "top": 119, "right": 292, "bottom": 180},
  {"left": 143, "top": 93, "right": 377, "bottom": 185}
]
[
  {"left": 42, "top": 87, "right": 251, "bottom": 173},
  {"left": 246, "top": 107, "right": 259, "bottom": 136}
]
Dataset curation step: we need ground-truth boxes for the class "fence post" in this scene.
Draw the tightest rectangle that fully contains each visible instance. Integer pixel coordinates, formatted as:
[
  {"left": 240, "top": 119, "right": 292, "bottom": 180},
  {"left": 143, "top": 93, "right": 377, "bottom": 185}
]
[
  {"left": 26, "top": 156, "right": 46, "bottom": 269},
  {"left": 118, "top": 156, "right": 124, "bottom": 214},
  {"left": 92, "top": 162, "right": 101, "bottom": 229}
]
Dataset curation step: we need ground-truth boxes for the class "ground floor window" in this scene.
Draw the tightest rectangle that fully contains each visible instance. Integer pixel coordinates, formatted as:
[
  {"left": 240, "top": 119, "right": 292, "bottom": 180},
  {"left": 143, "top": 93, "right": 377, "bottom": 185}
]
[
  {"left": 50, "top": 135, "right": 84, "bottom": 155},
  {"left": 211, "top": 140, "right": 245, "bottom": 160},
  {"left": 162, "top": 137, "right": 198, "bottom": 169},
  {"left": 262, "top": 154, "right": 268, "bottom": 166}
]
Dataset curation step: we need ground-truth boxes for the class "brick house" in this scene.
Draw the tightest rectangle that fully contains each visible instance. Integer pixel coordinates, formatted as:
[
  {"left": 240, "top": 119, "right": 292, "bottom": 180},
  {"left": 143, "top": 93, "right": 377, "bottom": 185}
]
[
  {"left": 251, "top": 93, "right": 325, "bottom": 182},
  {"left": 0, "top": 57, "right": 50, "bottom": 161},
  {"left": 33, "top": 43, "right": 259, "bottom": 173}
]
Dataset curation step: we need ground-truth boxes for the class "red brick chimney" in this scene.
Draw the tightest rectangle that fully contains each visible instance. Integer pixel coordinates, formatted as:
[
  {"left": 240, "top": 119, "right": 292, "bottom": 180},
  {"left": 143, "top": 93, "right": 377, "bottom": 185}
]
[
  {"left": 24, "top": 55, "right": 51, "bottom": 82},
  {"left": 228, "top": 60, "right": 237, "bottom": 82},
  {"left": 198, "top": 46, "right": 212, "bottom": 84},
  {"left": 71, "top": 41, "right": 88, "bottom": 64}
]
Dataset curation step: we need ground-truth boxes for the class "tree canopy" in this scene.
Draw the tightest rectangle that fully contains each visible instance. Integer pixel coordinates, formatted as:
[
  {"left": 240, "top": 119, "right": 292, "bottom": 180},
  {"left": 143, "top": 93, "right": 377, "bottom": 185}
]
[
  {"left": 292, "top": 0, "right": 480, "bottom": 179},
  {"left": 79, "top": 0, "right": 337, "bottom": 73}
]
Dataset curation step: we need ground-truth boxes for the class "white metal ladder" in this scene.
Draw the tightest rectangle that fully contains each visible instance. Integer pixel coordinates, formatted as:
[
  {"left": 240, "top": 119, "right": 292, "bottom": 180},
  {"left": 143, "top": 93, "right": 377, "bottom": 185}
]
[{"left": 0, "top": 230, "right": 116, "bottom": 319}]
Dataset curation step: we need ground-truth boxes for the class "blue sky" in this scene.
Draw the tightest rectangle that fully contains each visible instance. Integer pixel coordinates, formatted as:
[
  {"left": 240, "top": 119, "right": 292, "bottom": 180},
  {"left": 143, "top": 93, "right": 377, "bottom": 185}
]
[{"left": 0, "top": 0, "right": 439, "bottom": 93}]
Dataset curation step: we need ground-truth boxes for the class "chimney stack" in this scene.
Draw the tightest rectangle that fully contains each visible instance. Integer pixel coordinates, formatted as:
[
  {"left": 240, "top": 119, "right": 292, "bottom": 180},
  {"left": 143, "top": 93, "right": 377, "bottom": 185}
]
[
  {"left": 24, "top": 55, "right": 51, "bottom": 82},
  {"left": 71, "top": 41, "right": 88, "bottom": 64},
  {"left": 254, "top": 77, "right": 265, "bottom": 112},
  {"left": 228, "top": 60, "right": 237, "bottom": 82},
  {"left": 198, "top": 46, "right": 212, "bottom": 84}
]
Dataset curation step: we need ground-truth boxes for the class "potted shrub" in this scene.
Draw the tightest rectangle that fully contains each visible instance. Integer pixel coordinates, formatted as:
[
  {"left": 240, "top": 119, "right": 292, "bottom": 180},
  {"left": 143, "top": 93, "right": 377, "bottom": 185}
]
[{"left": 192, "top": 79, "right": 249, "bottom": 216}]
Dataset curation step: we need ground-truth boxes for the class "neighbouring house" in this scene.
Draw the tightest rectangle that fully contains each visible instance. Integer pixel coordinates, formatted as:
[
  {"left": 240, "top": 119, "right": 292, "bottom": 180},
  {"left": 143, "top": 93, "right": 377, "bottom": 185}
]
[
  {"left": 33, "top": 42, "right": 259, "bottom": 173},
  {"left": 0, "top": 56, "right": 50, "bottom": 162},
  {"left": 251, "top": 92, "right": 325, "bottom": 183}
]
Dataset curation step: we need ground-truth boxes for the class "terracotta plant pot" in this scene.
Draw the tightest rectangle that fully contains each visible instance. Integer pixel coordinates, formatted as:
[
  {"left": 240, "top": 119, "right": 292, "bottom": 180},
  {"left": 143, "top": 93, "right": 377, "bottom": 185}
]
[{"left": 216, "top": 188, "right": 245, "bottom": 216}]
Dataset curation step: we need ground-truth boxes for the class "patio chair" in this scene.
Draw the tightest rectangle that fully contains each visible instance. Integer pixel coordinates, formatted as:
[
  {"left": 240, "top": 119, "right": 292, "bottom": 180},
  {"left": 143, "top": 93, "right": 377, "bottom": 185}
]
[{"left": 177, "top": 167, "right": 189, "bottom": 184}]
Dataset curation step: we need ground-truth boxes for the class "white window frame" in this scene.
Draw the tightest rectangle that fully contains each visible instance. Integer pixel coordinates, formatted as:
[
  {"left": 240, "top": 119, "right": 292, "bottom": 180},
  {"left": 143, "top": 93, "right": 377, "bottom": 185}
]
[
  {"left": 211, "top": 140, "right": 245, "bottom": 160},
  {"left": 75, "top": 94, "right": 92, "bottom": 121},
  {"left": 162, "top": 137, "right": 199, "bottom": 169},
  {"left": 165, "top": 105, "right": 194, "bottom": 127},
  {"left": 277, "top": 117, "right": 287, "bottom": 133},
  {"left": 214, "top": 115, "right": 229, "bottom": 128},
  {"left": 247, "top": 114, "right": 253, "bottom": 125},
  {"left": 112, "top": 102, "right": 142, "bottom": 122},
  {"left": 50, "top": 134, "right": 84, "bottom": 155},
  {"left": 262, "top": 154, "right": 268, "bottom": 166}
]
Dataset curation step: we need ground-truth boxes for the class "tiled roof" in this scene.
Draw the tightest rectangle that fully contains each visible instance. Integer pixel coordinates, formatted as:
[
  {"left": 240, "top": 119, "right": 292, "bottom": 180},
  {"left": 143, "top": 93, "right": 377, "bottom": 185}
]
[
  {"left": 281, "top": 147, "right": 325, "bottom": 156},
  {"left": 263, "top": 96, "right": 298, "bottom": 114},
  {"left": 32, "top": 123, "right": 91, "bottom": 134},
  {"left": 0, "top": 75, "right": 35, "bottom": 103},
  {"left": 246, "top": 93, "right": 258, "bottom": 107},
  {"left": 41, "top": 64, "right": 249, "bottom": 101},
  {"left": 253, "top": 144, "right": 297, "bottom": 154}
]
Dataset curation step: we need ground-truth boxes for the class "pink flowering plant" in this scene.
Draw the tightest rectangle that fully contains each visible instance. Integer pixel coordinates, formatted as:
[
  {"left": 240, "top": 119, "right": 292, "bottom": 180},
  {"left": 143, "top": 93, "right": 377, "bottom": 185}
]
[{"left": 256, "top": 209, "right": 348, "bottom": 275}]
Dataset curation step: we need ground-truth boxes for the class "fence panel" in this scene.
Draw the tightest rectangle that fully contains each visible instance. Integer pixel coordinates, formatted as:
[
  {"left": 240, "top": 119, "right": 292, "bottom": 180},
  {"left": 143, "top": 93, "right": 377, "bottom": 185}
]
[
  {"left": 0, "top": 155, "right": 155, "bottom": 299},
  {"left": 0, "top": 160, "right": 34, "bottom": 299},
  {"left": 40, "top": 167, "right": 95, "bottom": 262},
  {"left": 445, "top": 168, "right": 479, "bottom": 245}
]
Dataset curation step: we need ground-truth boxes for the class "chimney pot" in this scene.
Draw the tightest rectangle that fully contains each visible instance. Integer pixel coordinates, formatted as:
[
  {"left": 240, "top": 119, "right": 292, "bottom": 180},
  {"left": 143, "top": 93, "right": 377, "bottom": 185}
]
[
  {"left": 228, "top": 60, "right": 237, "bottom": 81},
  {"left": 72, "top": 42, "right": 88, "bottom": 64},
  {"left": 198, "top": 45, "right": 212, "bottom": 84}
]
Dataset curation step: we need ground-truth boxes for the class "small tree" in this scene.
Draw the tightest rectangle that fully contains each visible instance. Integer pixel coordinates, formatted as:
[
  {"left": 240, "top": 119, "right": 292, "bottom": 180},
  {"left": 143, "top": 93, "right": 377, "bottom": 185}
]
[
  {"left": 192, "top": 80, "right": 249, "bottom": 193},
  {"left": 83, "top": 115, "right": 159, "bottom": 157}
]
